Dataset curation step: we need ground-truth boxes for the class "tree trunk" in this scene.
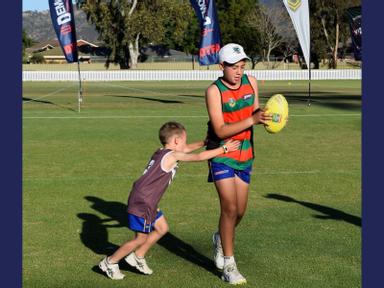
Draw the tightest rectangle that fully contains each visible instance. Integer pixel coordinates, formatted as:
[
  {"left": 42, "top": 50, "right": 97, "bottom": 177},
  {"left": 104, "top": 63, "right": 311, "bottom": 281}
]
[
  {"left": 119, "top": 45, "right": 130, "bottom": 69},
  {"left": 127, "top": 0, "right": 139, "bottom": 69},
  {"left": 321, "top": 16, "right": 334, "bottom": 69},
  {"left": 128, "top": 33, "right": 140, "bottom": 69},
  {"left": 327, "top": 24, "right": 339, "bottom": 69},
  {"left": 312, "top": 52, "right": 320, "bottom": 69},
  {"left": 332, "top": 23, "right": 339, "bottom": 69},
  {"left": 266, "top": 46, "right": 272, "bottom": 69},
  {"left": 321, "top": 13, "right": 340, "bottom": 69}
]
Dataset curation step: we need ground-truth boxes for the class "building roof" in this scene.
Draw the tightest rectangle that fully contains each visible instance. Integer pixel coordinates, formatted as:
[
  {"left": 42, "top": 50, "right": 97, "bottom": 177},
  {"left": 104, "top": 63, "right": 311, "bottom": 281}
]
[
  {"left": 26, "top": 39, "right": 99, "bottom": 55},
  {"left": 77, "top": 39, "right": 98, "bottom": 48},
  {"left": 141, "top": 45, "right": 188, "bottom": 58}
]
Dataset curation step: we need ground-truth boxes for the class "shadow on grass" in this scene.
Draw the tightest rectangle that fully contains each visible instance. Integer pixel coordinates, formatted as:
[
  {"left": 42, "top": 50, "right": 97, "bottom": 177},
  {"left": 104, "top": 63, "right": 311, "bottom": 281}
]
[
  {"left": 260, "top": 91, "right": 361, "bottom": 111},
  {"left": 79, "top": 196, "right": 219, "bottom": 277},
  {"left": 264, "top": 193, "right": 361, "bottom": 227},
  {"left": 157, "top": 233, "right": 220, "bottom": 277},
  {"left": 109, "top": 94, "right": 183, "bottom": 104},
  {"left": 178, "top": 94, "right": 204, "bottom": 99},
  {"left": 23, "top": 97, "right": 54, "bottom": 105},
  {"left": 23, "top": 97, "right": 77, "bottom": 112}
]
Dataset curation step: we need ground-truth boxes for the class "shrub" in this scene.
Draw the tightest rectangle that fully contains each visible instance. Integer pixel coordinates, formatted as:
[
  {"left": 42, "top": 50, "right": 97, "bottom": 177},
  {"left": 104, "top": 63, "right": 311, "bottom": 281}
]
[{"left": 30, "top": 53, "right": 45, "bottom": 64}]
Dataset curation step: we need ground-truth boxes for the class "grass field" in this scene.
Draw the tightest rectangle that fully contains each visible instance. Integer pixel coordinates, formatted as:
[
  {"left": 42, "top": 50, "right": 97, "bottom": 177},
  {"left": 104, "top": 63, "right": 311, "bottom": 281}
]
[{"left": 23, "top": 79, "right": 361, "bottom": 288}]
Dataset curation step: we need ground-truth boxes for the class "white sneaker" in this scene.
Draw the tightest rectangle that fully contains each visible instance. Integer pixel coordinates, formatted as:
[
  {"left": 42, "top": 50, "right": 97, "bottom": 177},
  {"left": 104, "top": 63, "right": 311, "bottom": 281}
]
[
  {"left": 222, "top": 262, "right": 247, "bottom": 285},
  {"left": 98, "top": 257, "right": 125, "bottom": 280},
  {"left": 212, "top": 232, "right": 224, "bottom": 270},
  {"left": 125, "top": 252, "right": 153, "bottom": 275}
]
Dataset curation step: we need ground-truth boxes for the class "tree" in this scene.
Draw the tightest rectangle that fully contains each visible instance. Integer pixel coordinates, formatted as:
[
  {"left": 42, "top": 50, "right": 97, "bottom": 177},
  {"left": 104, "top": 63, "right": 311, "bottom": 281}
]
[
  {"left": 29, "top": 53, "right": 45, "bottom": 64},
  {"left": 77, "top": 0, "right": 192, "bottom": 69},
  {"left": 22, "top": 29, "right": 34, "bottom": 62},
  {"left": 244, "top": 2, "right": 298, "bottom": 69},
  {"left": 246, "top": 5, "right": 279, "bottom": 68},
  {"left": 266, "top": 3, "right": 298, "bottom": 68},
  {"left": 310, "top": 0, "right": 361, "bottom": 69},
  {"left": 159, "top": 2, "right": 198, "bottom": 57},
  {"left": 215, "top": 0, "right": 262, "bottom": 69}
]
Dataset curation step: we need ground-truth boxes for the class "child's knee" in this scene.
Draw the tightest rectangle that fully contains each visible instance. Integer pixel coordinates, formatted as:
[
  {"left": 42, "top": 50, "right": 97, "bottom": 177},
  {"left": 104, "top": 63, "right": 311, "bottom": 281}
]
[
  {"left": 136, "top": 234, "right": 148, "bottom": 245},
  {"left": 157, "top": 222, "right": 169, "bottom": 236},
  {"left": 154, "top": 215, "right": 169, "bottom": 236},
  {"left": 222, "top": 205, "right": 238, "bottom": 219}
]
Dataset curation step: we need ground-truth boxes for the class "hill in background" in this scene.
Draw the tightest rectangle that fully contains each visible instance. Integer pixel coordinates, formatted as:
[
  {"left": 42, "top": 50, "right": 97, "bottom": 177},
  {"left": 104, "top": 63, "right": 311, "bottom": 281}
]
[
  {"left": 23, "top": 1, "right": 276, "bottom": 44},
  {"left": 23, "top": 7, "right": 99, "bottom": 43}
]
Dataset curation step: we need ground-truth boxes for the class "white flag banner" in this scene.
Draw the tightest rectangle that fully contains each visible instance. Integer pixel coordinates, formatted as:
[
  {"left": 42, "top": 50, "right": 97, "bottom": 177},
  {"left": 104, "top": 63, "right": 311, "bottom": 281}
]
[{"left": 283, "top": 0, "right": 310, "bottom": 69}]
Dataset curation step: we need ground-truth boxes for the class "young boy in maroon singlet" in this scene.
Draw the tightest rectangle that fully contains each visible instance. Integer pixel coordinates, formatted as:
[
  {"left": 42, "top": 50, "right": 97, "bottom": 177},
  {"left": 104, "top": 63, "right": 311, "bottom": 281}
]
[{"left": 98, "top": 121, "right": 240, "bottom": 280}]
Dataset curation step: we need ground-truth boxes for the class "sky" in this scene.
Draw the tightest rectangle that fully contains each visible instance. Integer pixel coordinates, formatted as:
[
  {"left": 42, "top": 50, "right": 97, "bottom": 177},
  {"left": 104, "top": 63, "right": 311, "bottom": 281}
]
[
  {"left": 22, "top": 0, "right": 77, "bottom": 11},
  {"left": 23, "top": 0, "right": 49, "bottom": 11},
  {"left": 22, "top": 0, "right": 274, "bottom": 12}
]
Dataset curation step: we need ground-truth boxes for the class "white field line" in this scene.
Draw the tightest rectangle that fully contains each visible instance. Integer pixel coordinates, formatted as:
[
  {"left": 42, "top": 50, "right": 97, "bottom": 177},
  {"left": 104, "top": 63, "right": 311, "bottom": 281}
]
[
  {"left": 23, "top": 84, "right": 76, "bottom": 103},
  {"left": 22, "top": 82, "right": 190, "bottom": 104},
  {"left": 22, "top": 113, "right": 361, "bottom": 119},
  {"left": 24, "top": 169, "right": 360, "bottom": 182}
]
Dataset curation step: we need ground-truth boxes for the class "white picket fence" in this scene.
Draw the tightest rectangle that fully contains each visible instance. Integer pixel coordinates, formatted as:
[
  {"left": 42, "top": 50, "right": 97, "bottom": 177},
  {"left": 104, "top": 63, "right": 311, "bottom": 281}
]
[{"left": 22, "top": 69, "right": 361, "bottom": 81}]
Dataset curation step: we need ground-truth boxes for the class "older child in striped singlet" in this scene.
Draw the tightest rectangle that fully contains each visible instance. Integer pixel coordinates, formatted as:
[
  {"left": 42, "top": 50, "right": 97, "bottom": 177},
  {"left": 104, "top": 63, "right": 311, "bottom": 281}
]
[{"left": 205, "top": 43, "right": 272, "bottom": 285}]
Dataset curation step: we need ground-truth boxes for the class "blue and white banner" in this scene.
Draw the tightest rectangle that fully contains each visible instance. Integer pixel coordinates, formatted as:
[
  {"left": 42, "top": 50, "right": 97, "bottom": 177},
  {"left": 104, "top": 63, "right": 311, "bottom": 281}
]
[
  {"left": 190, "top": 0, "right": 222, "bottom": 65},
  {"left": 49, "top": 0, "right": 78, "bottom": 63},
  {"left": 346, "top": 6, "right": 362, "bottom": 61}
]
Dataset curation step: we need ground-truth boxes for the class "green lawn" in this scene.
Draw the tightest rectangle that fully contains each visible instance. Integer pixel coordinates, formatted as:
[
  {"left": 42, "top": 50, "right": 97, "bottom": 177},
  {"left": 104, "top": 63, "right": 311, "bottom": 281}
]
[{"left": 23, "top": 79, "right": 361, "bottom": 288}]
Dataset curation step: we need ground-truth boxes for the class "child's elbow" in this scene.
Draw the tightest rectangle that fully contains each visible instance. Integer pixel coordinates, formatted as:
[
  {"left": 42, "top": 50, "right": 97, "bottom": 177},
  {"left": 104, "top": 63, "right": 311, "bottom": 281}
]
[
  {"left": 215, "top": 127, "right": 230, "bottom": 139},
  {"left": 214, "top": 129, "right": 226, "bottom": 139}
]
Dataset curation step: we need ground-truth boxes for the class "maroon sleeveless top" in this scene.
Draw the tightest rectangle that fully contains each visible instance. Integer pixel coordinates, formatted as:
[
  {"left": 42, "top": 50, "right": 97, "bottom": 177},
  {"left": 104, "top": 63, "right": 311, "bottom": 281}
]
[{"left": 127, "top": 148, "right": 177, "bottom": 222}]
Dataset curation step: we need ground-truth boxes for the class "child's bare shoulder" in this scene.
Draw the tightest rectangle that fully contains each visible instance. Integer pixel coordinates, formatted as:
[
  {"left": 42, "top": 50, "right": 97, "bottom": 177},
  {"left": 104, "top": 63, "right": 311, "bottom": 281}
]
[{"left": 206, "top": 84, "right": 220, "bottom": 97}]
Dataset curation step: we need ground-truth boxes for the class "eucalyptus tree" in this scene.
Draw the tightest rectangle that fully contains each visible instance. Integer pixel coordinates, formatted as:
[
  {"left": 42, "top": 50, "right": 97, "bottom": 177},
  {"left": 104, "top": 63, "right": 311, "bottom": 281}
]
[
  {"left": 215, "top": 0, "right": 262, "bottom": 69},
  {"left": 310, "top": 0, "right": 361, "bottom": 68},
  {"left": 22, "top": 29, "right": 34, "bottom": 61},
  {"left": 77, "top": 0, "right": 192, "bottom": 69}
]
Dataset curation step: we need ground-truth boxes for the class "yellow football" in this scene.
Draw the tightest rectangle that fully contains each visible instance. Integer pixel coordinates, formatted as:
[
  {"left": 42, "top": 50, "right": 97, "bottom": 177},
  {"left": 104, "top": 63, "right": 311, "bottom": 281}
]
[{"left": 264, "top": 94, "right": 289, "bottom": 133}]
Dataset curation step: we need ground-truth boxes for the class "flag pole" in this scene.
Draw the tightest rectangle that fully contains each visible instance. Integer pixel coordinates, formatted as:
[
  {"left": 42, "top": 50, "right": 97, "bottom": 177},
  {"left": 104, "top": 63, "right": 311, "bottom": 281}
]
[
  {"left": 49, "top": 0, "right": 80, "bottom": 111},
  {"left": 282, "top": 0, "right": 311, "bottom": 107},
  {"left": 77, "top": 59, "right": 83, "bottom": 113},
  {"left": 307, "top": 52, "right": 311, "bottom": 106}
]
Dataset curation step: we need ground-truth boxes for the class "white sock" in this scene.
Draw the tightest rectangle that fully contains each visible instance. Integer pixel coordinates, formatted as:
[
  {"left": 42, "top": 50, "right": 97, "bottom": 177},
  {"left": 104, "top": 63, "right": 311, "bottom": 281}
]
[
  {"left": 224, "top": 255, "right": 235, "bottom": 266},
  {"left": 107, "top": 256, "right": 117, "bottom": 265},
  {"left": 136, "top": 254, "right": 144, "bottom": 260}
]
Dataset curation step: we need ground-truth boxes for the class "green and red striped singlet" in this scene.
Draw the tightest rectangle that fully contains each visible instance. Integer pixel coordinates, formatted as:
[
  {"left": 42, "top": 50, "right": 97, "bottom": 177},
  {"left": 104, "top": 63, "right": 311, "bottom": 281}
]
[{"left": 209, "top": 74, "right": 255, "bottom": 170}]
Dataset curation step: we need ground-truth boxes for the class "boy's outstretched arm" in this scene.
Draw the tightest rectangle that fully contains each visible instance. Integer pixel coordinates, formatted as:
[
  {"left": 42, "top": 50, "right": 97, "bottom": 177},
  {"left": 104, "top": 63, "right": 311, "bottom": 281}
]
[
  {"left": 182, "top": 140, "right": 206, "bottom": 153},
  {"left": 171, "top": 139, "right": 240, "bottom": 163}
]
